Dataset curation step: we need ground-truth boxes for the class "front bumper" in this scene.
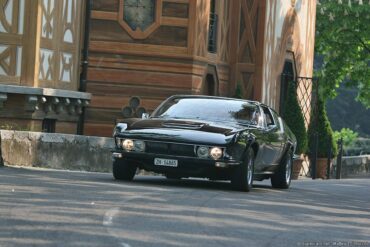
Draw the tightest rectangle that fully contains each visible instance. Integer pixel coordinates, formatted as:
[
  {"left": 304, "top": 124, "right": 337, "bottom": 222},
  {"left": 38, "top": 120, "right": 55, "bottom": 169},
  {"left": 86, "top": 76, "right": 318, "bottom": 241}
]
[{"left": 112, "top": 150, "right": 241, "bottom": 177}]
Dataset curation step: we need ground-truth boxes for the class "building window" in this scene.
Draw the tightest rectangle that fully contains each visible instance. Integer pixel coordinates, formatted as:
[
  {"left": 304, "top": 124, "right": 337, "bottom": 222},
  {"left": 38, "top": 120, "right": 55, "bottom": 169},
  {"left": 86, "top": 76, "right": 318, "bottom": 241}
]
[
  {"left": 208, "top": 0, "right": 218, "bottom": 53},
  {"left": 42, "top": 119, "right": 56, "bottom": 133}
]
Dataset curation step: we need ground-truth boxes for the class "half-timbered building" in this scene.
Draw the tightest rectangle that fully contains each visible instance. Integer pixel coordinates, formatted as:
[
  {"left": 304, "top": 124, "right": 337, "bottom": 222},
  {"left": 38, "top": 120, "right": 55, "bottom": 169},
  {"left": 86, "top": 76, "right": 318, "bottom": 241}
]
[
  {"left": 0, "top": 0, "right": 317, "bottom": 136},
  {"left": 85, "top": 0, "right": 316, "bottom": 136},
  {"left": 0, "top": 0, "right": 90, "bottom": 133}
]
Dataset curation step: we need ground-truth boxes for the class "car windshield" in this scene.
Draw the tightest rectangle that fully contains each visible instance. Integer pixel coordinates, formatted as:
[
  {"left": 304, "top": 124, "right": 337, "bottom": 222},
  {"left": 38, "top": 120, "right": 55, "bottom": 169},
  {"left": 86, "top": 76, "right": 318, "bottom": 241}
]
[{"left": 152, "top": 97, "right": 259, "bottom": 125}]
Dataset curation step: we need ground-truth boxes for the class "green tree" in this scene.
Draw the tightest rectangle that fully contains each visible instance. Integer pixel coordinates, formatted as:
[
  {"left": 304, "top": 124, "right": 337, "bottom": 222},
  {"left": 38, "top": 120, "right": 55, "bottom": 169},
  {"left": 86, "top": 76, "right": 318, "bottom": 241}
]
[
  {"left": 308, "top": 97, "right": 338, "bottom": 158},
  {"left": 315, "top": 0, "right": 370, "bottom": 108},
  {"left": 282, "top": 82, "right": 308, "bottom": 154}
]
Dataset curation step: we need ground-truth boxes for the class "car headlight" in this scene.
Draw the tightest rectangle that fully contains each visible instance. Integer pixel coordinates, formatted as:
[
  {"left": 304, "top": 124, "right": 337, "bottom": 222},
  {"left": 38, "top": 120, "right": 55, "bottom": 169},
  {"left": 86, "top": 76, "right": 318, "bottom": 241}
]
[
  {"left": 134, "top": 140, "right": 146, "bottom": 152},
  {"left": 210, "top": 147, "right": 223, "bottom": 160},
  {"left": 122, "top": 139, "right": 134, "bottom": 151},
  {"left": 197, "top": 146, "right": 209, "bottom": 159}
]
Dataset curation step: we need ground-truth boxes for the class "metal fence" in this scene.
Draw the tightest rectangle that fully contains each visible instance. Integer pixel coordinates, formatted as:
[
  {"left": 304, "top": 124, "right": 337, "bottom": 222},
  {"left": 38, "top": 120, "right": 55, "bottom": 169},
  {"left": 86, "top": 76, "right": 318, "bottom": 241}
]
[
  {"left": 281, "top": 74, "right": 320, "bottom": 179},
  {"left": 297, "top": 77, "right": 319, "bottom": 179},
  {"left": 296, "top": 77, "right": 316, "bottom": 128}
]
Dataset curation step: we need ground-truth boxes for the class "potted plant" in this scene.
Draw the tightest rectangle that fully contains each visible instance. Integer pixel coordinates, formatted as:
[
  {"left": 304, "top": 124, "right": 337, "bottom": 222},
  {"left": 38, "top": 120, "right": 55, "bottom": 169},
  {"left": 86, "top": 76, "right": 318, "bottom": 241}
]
[
  {"left": 282, "top": 82, "right": 308, "bottom": 179},
  {"left": 307, "top": 97, "right": 338, "bottom": 179}
]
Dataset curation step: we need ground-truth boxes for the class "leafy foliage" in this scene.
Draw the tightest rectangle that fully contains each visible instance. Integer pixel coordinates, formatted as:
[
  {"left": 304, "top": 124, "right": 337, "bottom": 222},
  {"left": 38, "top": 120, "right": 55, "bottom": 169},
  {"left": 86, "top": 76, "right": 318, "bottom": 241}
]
[
  {"left": 282, "top": 82, "right": 308, "bottom": 154},
  {"left": 308, "top": 97, "right": 338, "bottom": 158},
  {"left": 345, "top": 137, "right": 370, "bottom": 155},
  {"left": 326, "top": 86, "right": 370, "bottom": 137},
  {"left": 315, "top": 0, "right": 370, "bottom": 108},
  {"left": 333, "top": 128, "right": 359, "bottom": 146}
]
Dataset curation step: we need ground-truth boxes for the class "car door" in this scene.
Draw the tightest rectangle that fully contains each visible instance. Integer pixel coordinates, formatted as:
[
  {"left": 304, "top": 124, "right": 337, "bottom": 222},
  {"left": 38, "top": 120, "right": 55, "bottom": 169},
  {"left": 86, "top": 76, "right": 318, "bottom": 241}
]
[
  {"left": 250, "top": 107, "right": 268, "bottom": 172},
  {"left": 253, "top": 106, "right": 275, "bottom": 171},
  {"left": 269, "top": 109, "right": 285, "bottom": 163},
  {"left": 260, "top": 106, "right": 283, "bottom": 166}
]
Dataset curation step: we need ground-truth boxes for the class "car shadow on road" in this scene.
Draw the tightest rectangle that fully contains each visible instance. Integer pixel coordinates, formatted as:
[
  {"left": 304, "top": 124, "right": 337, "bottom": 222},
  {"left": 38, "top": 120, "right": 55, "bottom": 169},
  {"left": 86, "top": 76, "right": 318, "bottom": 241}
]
[{"left": 119, "top": 175, "right": 276, "bottom": 194}]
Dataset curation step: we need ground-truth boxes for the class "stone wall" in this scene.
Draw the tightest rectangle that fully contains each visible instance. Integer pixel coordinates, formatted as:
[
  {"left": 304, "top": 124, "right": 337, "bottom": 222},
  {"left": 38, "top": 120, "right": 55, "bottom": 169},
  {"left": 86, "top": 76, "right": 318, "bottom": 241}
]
[
  {"left": 333, "top": 155, "right": 370, "bottom": 178},
  {"left": 1, "top": 130, "right": 369, "bottom": 179},
  {"left": 0, "top": 130, "right": 114, "bottom": 172}
]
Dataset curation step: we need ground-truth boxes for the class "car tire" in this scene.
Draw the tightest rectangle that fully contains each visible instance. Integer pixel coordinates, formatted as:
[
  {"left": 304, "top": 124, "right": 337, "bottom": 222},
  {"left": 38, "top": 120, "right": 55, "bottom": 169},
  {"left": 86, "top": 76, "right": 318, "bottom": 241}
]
[
  {"left": 271, "top": 150, "right": 293, "bottom": 189},
  {"left": 231, "top": 148, "right": 255, "bottom": 192},
  {"left": 112, "top": 159, "right": 137, "bottom": 181}
]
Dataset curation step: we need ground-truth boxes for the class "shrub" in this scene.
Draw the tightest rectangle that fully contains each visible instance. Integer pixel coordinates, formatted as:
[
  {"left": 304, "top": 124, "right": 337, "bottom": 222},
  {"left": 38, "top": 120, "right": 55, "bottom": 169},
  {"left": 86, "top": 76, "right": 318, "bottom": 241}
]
[
  {"left": 307, "top": 97, "right": 338, "bottom": 158},
  {"left": 282, "top": 82, "right": 308, "bottom": 154},
  {"left": 333, "top": 128, "right": 358, "bottom": 147}
]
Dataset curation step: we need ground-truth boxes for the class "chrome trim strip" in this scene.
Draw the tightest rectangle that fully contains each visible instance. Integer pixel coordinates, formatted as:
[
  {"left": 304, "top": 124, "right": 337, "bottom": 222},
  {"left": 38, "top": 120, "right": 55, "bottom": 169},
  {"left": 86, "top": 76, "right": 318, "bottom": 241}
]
[
  {"left": 116, "top": 138, "right": 225, "bottom": 149},
  {"left": 112, "top": 152, "right": 123, "bottom": 158},
  {"left": 116, "top": 138, "right": 195, "bottom": 147},
  {"left": 115, "top": 138, "right": 226, "bottom": 159},
  {"left": 161, "top": 123, "right": 205, "bottom": 129}
]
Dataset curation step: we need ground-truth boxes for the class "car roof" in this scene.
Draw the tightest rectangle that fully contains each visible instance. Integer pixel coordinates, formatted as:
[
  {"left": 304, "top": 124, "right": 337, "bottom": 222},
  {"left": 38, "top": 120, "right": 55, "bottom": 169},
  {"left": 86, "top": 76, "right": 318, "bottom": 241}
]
[{"left": 169, "top": 95, "right": 262, "bottom": 106}]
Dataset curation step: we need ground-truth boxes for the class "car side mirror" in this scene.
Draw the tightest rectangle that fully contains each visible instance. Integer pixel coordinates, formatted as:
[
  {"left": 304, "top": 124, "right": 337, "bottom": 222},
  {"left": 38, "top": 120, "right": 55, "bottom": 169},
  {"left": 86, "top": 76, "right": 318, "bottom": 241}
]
[{"left": 142, "top": 113, "right": 150, "bottom": 119}]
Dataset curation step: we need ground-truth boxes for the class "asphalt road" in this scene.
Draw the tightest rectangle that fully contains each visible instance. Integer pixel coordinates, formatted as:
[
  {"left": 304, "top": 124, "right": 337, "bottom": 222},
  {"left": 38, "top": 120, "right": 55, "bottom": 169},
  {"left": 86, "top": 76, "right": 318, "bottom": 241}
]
[{"left": 0, "top": 166, "right": 369, "bottom": 247}]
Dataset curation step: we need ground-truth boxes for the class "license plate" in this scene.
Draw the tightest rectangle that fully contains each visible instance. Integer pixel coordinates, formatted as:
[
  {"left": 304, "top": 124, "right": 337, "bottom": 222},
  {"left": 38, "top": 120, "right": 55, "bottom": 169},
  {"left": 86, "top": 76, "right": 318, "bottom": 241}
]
[{"left": 154, "top": 158, "right": 178, "bottom": 167}]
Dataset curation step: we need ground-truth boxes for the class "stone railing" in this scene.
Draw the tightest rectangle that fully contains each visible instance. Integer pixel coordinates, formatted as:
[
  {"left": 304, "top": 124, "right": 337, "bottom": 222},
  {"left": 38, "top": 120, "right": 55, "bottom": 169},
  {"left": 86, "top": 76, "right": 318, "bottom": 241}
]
[
  {"left": 0, "top": 85, "right": 90, "bottom": 114},
  {"left": 0, "top": 130, "right": 114, "bottom": 172}
]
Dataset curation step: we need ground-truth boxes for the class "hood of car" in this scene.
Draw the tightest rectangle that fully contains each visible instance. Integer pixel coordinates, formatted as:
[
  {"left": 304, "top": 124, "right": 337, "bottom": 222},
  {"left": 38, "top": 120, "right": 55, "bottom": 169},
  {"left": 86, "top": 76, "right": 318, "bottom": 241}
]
[{"left": 116, "top": 118, "right": 253, "bottom": 145}]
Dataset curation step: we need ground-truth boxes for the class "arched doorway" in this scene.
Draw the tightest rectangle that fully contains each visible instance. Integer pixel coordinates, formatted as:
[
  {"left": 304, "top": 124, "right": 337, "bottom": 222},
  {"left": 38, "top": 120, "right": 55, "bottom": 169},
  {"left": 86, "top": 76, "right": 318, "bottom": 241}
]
[
  {"left": 280, "top": 57, "right": 296, "bottom": 115},
  {"left": 203, "top": 74, "right": 216, "bottom": 96},
  {"left": 202, "top": 65, "right": 219, "bottom": 96}
]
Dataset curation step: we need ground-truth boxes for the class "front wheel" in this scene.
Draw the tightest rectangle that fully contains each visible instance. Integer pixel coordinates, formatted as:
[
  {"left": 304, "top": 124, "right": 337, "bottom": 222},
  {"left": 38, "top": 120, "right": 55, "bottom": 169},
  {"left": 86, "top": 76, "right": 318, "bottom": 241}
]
[
  {"left": 271, "top": 150, "right": 293, "bottom": 189},
  {"left": 231, "top": 148, "right": 255, "bottom": 192},
  {"left": 113, "top": 159, "right": 137, "bottom": 181}
]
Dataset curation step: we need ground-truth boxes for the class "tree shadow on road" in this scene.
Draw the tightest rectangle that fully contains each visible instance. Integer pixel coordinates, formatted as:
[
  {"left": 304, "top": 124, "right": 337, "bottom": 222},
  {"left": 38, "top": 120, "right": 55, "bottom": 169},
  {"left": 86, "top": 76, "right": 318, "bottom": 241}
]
[{"left": 0, "top": 166, "right": 369, "bottom": 247}]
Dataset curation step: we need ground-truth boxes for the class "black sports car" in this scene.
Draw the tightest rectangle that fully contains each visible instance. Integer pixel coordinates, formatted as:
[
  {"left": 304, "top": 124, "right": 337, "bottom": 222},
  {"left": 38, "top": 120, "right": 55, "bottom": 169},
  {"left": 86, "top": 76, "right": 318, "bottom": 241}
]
[{"left": 112, "top": 95, "right": 297, "bottom": 192}]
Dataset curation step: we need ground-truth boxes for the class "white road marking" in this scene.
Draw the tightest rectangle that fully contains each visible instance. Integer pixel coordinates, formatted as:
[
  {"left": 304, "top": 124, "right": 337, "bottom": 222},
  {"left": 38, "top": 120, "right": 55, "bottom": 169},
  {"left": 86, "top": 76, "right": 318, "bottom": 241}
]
[{"left": 103, "top": 207, "right": 119, "bottom": 226}]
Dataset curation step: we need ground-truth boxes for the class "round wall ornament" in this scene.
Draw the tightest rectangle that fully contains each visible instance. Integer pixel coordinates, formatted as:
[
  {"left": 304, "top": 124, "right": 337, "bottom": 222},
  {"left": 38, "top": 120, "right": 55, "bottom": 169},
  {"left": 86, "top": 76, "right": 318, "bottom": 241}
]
[{"left": 118, "top": 0, "right": 163, "bottom": 39}]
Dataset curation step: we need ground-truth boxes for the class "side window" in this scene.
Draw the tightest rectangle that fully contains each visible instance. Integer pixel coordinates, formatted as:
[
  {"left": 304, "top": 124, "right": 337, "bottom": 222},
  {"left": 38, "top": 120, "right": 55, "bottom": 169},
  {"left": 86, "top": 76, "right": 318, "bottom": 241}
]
[
  {"left": 262, "top": 106, "right": 275, "bottom": 127},
  {"left": 278, "top": 117, "right": 285, "bottom": 132},
  {"left": 252, "top": 107, "right": 264, "bottom": 127},
  {"left": 270, "top": 110, "right": 281, "bottom": 130}
]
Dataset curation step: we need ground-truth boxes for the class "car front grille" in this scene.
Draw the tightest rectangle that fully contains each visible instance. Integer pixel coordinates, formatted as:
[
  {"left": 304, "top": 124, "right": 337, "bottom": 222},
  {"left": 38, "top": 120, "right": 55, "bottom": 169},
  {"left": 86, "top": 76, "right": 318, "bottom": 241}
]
[{"left": 145, "top": 141, "right": 195, "bottom": 157}]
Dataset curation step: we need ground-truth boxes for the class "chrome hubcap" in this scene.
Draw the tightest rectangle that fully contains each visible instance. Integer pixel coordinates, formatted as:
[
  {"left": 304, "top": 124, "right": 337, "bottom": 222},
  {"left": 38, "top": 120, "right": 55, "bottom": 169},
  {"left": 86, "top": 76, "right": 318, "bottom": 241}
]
[{"left": 285, "top": 157, "right": 292, "bottom": 183}]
